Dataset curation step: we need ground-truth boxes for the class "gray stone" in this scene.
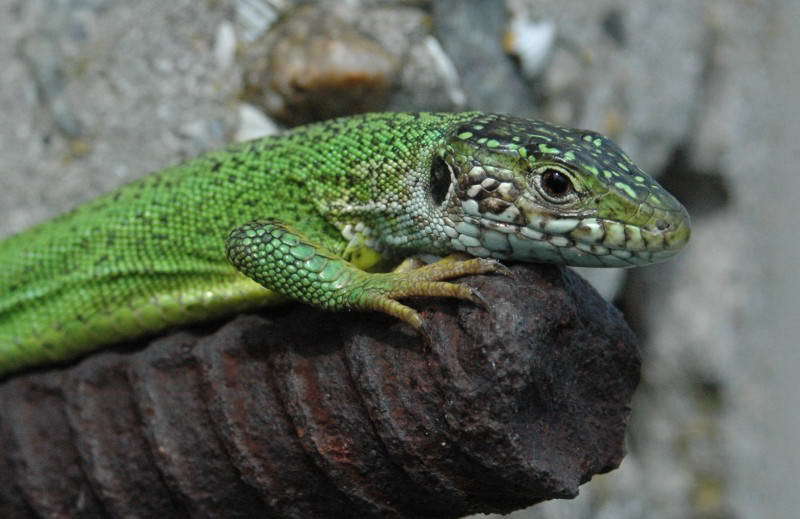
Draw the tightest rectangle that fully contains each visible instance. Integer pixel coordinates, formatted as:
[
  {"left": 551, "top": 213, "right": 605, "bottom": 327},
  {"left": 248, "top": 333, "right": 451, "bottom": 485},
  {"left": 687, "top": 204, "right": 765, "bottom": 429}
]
[
  {"left": 0, "top": 0, "right": 238, "bottom": 237},
  {"left": 433, "top": 0, "right": 538, "bottom": 115}
]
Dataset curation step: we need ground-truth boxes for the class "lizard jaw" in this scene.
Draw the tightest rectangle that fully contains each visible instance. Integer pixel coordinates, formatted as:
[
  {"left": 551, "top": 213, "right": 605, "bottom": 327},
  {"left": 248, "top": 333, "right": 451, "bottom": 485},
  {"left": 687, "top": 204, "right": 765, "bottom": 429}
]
[{"left": 442, "top": 206, "right": 690, "bottom": 268}]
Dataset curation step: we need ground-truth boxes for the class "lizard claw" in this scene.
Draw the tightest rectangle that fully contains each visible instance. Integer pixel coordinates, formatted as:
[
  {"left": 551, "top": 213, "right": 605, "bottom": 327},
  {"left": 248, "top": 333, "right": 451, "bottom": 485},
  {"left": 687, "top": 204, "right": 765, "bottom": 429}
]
[
  {"left": 486, "top": 259, "right": 514, "bottom": 278},
  {"left": 466, "top": 286, "right": 490, "bottom": 310},
  {"left": 417, "top": 319, "right": 434, "bottom": 352}
]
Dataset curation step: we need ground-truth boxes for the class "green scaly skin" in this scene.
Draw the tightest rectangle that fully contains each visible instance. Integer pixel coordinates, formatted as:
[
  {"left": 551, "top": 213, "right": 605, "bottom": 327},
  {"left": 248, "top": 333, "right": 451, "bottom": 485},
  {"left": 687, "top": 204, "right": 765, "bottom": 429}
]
[{"left": 0, "top": 112, "right": 690, "bottom": 376}]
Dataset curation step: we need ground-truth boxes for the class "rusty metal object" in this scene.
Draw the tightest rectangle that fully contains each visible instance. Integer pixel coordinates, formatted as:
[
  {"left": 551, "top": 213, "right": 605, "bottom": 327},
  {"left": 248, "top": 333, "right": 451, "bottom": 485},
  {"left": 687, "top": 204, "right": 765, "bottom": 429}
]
[{"left": 0, "top": 264, "right": 640, "bottom": 518}]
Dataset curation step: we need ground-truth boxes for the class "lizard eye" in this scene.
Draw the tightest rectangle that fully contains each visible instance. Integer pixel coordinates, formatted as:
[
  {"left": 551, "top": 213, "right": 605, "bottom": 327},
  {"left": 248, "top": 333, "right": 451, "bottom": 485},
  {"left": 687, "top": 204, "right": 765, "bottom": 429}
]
[
  {"left": 542, "top": 169, "right": 572, "bottom": 197},
  {"left": 535, "top": 166, "right": 576, "bottom": 203},
  {"left": 430, "top": 156, "right": 452, "bottom": 206}
]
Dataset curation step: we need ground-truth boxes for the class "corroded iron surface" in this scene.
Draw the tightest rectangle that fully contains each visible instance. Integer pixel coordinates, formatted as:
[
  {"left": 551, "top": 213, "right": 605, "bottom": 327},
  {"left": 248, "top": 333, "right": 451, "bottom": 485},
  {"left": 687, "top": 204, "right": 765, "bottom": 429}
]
[{"left": 0, "top": 264, "right": 640, "bottom": 518}]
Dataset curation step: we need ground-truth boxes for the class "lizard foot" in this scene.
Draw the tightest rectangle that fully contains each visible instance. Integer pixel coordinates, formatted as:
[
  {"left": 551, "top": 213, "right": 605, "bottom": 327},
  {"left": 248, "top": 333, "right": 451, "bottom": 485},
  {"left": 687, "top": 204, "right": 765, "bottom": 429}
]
[{"left": 226, "top": 219, "right": 507, "bottom": 330}]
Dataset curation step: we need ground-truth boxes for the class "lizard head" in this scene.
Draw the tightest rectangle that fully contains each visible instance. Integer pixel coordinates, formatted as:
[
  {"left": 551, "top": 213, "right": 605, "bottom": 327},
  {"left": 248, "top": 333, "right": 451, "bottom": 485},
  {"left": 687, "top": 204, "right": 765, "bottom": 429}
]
[{"left": 433, "top": 113, "right": 690, "bottom": 267}]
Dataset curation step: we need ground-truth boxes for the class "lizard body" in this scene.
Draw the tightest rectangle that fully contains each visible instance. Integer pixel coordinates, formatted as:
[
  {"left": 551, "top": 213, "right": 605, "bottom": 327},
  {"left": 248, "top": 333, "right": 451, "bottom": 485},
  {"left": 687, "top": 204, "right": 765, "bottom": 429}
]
[{"left": 0, "top": 112, "right": 690, "bottom": 376}]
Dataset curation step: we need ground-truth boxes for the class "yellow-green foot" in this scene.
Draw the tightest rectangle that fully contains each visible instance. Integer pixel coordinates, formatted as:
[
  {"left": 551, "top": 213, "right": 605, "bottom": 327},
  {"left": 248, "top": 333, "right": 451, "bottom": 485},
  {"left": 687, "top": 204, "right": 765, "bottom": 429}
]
[{"left": 225, "top": 220, "right": 508, "bottom": 329}]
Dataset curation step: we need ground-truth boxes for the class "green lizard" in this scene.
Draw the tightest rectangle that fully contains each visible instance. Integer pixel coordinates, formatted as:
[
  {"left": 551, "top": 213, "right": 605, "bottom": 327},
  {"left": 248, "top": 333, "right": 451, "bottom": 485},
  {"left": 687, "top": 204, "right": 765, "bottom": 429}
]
[{"left": 0, "top": 112, "right": 690, "bottom": 376}]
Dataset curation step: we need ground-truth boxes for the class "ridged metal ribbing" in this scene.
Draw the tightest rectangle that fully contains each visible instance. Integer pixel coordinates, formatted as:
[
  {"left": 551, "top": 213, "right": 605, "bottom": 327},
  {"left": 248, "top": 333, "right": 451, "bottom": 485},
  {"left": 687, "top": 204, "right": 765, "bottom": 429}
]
[{"left": 0, "top": 264, "right": 640, "bottom": 519}]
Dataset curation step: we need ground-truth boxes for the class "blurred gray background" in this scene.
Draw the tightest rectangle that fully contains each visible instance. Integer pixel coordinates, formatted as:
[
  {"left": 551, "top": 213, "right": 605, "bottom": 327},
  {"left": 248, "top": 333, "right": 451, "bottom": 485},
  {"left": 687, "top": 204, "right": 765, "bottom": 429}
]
[{"left": 1, "top": 0, "right": 798, "bottom": 517}]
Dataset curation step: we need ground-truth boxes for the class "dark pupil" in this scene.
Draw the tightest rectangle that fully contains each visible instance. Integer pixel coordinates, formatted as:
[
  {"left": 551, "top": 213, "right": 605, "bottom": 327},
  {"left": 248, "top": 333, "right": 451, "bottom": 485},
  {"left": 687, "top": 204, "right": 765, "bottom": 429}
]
[{"left": 542, "top": 170, "right": 571, "bottom": 197}]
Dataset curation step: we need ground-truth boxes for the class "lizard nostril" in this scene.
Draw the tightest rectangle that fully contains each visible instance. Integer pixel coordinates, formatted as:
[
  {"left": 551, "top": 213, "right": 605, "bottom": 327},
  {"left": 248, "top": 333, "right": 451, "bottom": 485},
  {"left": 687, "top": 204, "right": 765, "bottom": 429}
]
[{"left": 655, "top": 219, "right": 670, "bottom": 231}]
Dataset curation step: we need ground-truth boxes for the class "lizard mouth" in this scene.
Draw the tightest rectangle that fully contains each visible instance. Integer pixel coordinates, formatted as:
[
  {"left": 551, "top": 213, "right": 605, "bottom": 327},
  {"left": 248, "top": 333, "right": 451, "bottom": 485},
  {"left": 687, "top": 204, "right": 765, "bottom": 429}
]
[
  {"left": 440, "top": 158, "right": 690, "bottom": 268},
  {"left": 445, "top": 207, "right": 691, "bottom": 268}
]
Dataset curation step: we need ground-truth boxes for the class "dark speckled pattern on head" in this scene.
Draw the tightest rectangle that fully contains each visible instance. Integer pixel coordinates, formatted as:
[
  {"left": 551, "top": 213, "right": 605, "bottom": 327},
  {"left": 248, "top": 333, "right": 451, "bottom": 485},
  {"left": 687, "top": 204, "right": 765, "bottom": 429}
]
[
  {"left": 435, "top": 113, "right": 690, "bottom": 267},
  {"left": 452, "top": 113, "right": 667, "bottom": 206}
]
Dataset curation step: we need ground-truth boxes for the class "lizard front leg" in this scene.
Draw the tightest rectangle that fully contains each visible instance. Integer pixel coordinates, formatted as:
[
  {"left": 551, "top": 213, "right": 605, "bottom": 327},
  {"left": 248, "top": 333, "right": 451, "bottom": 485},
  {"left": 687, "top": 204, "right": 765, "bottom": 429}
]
[{"left": 225, "top": 220, "right": 506, "bottom": 329}]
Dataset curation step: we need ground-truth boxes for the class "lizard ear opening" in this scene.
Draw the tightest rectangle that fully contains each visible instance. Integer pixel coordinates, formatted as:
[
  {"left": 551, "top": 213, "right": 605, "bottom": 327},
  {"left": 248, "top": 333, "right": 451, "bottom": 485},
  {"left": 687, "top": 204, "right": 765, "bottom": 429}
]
[{"left": 429, "top": 156, "right": 452, "bottom": 207}]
